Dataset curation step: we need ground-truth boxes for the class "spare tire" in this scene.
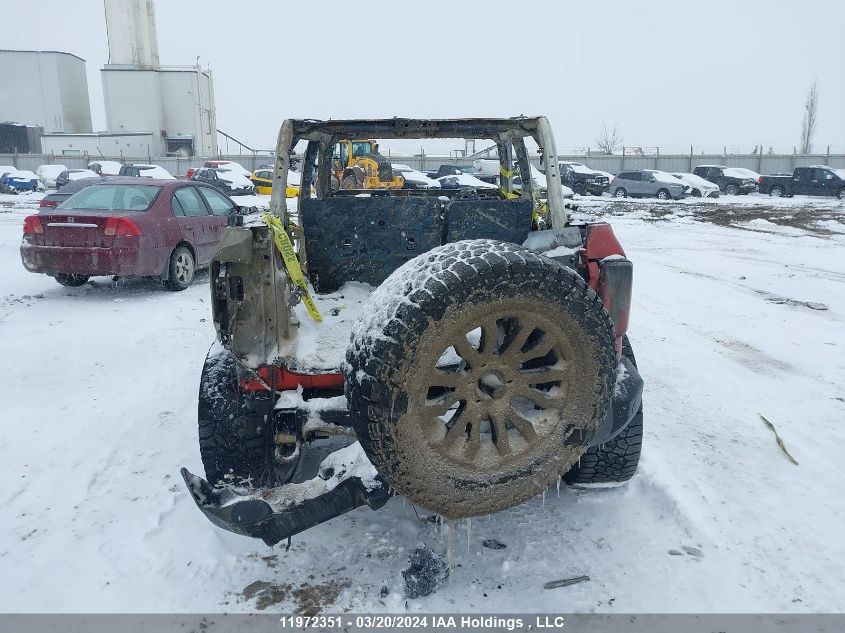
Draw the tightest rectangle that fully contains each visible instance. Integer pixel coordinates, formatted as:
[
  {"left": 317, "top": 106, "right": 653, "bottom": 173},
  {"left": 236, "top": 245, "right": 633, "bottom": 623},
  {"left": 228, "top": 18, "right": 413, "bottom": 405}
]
[{"left": 344, "top": 239, "right": 616, "bottom": 518}]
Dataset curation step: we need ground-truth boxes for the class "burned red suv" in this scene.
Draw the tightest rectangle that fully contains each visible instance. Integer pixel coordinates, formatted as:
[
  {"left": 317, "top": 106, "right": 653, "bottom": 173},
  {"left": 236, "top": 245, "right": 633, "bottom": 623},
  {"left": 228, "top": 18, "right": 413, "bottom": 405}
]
[{"left": 21, "top": 178, "right": 242, "bottom": 290}]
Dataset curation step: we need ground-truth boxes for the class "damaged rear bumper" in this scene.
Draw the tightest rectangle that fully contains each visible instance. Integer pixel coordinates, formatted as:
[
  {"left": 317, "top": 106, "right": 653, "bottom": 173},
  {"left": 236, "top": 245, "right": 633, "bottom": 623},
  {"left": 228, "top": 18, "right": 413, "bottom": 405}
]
[{"left": 181, "top": 444, "right": 391, "bottom": 546}]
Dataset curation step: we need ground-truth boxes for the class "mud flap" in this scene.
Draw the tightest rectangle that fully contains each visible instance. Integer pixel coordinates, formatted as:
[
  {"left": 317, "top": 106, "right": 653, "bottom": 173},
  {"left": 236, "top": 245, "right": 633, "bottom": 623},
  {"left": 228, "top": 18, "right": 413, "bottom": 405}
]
[{"left": 180, "top": 467, "right": 391, "bottom": 546}]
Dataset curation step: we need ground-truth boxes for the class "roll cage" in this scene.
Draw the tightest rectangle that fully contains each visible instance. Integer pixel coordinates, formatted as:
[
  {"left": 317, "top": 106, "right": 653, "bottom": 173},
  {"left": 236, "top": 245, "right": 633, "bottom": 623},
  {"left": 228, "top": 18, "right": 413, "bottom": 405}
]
[{"left": 267, "top": 117, "right": 568, "bottom": 229}]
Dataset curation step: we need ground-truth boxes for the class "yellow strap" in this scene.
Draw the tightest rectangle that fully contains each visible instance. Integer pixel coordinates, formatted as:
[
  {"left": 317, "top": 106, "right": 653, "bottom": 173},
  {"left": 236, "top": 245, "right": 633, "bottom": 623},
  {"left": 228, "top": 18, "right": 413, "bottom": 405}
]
[
  {"left": 261, "top": 213, "right": 323, "bottom": 322},
  {"left": 499, "top": 164, "right": 516, "bottom": 178}
]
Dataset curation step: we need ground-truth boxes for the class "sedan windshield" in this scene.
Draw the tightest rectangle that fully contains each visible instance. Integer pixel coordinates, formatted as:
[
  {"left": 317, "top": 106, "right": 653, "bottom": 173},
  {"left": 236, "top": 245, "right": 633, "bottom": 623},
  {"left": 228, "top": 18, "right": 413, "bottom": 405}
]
[{"left": 59, "top": 184, "right": 162, "bottom": 211}]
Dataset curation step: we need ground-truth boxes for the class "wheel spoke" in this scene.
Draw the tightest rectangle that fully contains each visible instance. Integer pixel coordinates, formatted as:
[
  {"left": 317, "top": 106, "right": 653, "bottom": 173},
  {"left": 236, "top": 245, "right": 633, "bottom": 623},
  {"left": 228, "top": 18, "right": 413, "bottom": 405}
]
[
  {"left": 423, "top": 392, "right": 462, "bottom": 418},
  {"left": 515, "top": 385, "right": 560, "bottom": 409},
  {"left": 489, "top": 411, "right": 511, "bottom": 456},
  {"left": 501, "top": 322, "right": 535, "bottom": 358},
  {"left": 519, "top": 367, "right": 567, "bottom": 386},
  {"left": 479, "top": 318, "right": 501, "bottom": 355},
  {"left": 428, "top": 370, "right": 465, "bottom": 389},
  {"left": 463, "top": 411, "right": 482, "bottom": 459},
  {"left": 507, "top": 408, "right": 539, "bottom": 443},
  {"left": 443, "top": 407, "right": 478, "bottom": 446},
  {"left": 452, "top": 336, "right": 480, "bottom": 365}
]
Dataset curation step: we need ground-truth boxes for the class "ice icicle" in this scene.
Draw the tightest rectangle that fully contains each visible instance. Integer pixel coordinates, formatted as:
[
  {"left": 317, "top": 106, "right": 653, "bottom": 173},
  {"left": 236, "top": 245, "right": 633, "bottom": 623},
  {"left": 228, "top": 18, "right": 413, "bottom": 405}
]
[
  {"left": 466, "top": 517, "right": 472, "bottom": 557},
  {"left": 446, "top": 519, "right": 454, "bottom": 578},
  {"left": 542, "top": 489, "right": 546, "bottom": 510},
  {"left": 557, "top": 475, "right": 561, "bottom": 498}
]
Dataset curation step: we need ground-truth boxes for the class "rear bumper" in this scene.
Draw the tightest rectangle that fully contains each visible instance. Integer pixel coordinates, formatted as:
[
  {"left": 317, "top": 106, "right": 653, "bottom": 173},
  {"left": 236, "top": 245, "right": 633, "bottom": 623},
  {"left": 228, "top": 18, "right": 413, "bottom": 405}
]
[
  {"left": 181, "top": 454, "right": 391, "bottom": 546},
  {"left": 587, "top": 355, "right": 643, "bottom": 447},
  {"left": 20, "top": 243, "right": 140, "bottom": 276}
]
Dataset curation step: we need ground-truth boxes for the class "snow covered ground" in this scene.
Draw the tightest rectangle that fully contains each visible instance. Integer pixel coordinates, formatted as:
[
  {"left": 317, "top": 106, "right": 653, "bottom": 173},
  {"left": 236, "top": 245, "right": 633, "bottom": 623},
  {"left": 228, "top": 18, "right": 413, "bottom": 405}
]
[{"left": 1, "top": 191, "right": 844, "bottom": 614}]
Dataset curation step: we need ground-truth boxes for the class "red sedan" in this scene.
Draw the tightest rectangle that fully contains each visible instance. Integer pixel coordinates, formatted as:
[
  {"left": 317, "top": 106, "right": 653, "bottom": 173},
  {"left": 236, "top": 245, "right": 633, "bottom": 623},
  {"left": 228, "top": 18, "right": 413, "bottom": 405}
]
[{"left": 21, "top": 178, "right": 240, "bottom": 291}]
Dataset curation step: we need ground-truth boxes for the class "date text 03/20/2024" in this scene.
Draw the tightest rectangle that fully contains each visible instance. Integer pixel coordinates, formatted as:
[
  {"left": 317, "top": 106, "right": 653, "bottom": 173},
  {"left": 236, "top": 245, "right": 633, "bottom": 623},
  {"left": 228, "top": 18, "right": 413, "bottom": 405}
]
[{"left": 278, "top": 615, "right": 567, "bottom": 629}]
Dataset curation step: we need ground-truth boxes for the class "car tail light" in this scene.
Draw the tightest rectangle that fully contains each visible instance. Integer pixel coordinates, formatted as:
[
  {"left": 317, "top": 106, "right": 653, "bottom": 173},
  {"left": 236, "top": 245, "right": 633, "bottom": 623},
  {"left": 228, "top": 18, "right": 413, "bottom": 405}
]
[
  {"left": 104, "top": 217, "right": 143, "bottom": 237},
  {"left": 757, "top": 176, "right": 763, "bottom": 184},
  {"left": 39, "top": 198, "right": 58, "bottom": 208},
  {"left": 23, "top": 215, "right": 44, "bottom": 234},
  {"left": 599, "top": 258, "right": 633, "bottom": 351}
]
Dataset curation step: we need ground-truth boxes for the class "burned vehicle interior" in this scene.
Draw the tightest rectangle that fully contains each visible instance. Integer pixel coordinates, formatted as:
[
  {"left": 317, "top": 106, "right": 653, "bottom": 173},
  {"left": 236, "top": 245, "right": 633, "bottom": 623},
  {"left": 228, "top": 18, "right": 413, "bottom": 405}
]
[{"left": 272, "top": 118, "right": 564, "bottom": 292}]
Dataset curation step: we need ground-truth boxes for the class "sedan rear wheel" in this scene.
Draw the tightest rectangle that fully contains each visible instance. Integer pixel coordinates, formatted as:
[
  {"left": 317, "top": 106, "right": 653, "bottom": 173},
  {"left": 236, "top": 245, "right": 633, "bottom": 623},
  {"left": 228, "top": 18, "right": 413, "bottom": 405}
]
[
  {"left": 838, "top": 189, "right": 845, "bottom": 201},
  {"left": 165, "top": 246, "right": 195, "bottom": 291},
  {"left": 54, "top": 273, "right": 90, "bottom": 287},
  {"left": 614, "top": 187, "right": 627, "bottom": 198},
  {"left": 725, "top": 184, "right": 739, "bottom": 196}
]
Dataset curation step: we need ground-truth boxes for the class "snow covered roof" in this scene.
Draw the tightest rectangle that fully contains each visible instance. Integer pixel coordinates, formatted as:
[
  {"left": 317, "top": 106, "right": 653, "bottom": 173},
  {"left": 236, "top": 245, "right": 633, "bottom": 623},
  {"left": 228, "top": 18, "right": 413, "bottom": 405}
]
[
  {"left": 4, "top": 170, "right": 38, "bottom": 180},
  {"left": 89, "top": 160, "right": 123, "bottom": 175},
  {"left": 646, "top": 170, "right": 685, "bottom": 184},
  {"left": 215, "top": 169, "right": 253, "bottom": 188},
  {"left": 135, "top": 165, "right": 175, "bottom": 180},
  {"left": 67, "top": 169, "right": 99, "bottom": 181},
  {"left": 560, "top": 162, "right": 595, "bottom": 175},
  {"left": 671, "top": 172, "right": 716, "bottom": 188},
  {"left": 436, "top": 174, "right": 497, "bottom": 189},
  {"left": 724, "top": 167, "right": 759, "bottom": 179}
]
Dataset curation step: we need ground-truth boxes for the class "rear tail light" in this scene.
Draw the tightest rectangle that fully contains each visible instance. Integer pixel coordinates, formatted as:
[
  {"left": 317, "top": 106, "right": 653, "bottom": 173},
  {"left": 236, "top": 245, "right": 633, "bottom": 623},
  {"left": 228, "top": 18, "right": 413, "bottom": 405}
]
[
  {"left": 104, "top": 217, "right": 143, "bottom": 237},
  {"left": 599, "top": 258, "right": 633, "bottom": 340},
  {"left": 757, "top": 176, "right": 763, "bottom": 184},
  {"left": 39, "top": 198, "right": 58, "bottom": 208},
  {"left": 23, "top": 215, "right": 44, "bottom": 234}
]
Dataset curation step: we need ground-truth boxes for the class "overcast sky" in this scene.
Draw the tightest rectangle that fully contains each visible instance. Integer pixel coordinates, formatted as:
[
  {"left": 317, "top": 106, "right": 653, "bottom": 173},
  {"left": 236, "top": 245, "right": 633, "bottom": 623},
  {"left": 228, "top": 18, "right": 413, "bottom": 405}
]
[{"left": 2, "top": 0, "right": 844, "bottom": 154}]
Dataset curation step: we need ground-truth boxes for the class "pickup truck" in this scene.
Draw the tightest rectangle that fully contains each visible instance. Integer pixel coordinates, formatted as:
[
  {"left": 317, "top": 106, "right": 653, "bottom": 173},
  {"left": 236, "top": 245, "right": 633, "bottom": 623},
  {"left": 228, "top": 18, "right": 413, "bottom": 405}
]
[
  {"left": 559, "top": 161, "right": 610, "bottom": 196},
  {"left": 757, "top": 165, "right": 845, "bottom": 200},
  {"left": 693, "top": 165, "right": 758, "bottom": 195}
]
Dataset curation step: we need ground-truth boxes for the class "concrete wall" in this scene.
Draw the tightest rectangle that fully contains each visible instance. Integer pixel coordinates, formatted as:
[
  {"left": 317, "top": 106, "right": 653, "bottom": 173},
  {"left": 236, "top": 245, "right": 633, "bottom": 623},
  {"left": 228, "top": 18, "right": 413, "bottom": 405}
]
[
  {"left": 388, "top": 153, "right": 845, "bottom": 175},
  {"left": 5, "top": 151, "right": 845, "bottom": 179},
  {"left": 40, "top": 133, "right": 155, "bottom": 158},
  {"left": 0, "top": 51, "right": 93, "bottom": 133}
]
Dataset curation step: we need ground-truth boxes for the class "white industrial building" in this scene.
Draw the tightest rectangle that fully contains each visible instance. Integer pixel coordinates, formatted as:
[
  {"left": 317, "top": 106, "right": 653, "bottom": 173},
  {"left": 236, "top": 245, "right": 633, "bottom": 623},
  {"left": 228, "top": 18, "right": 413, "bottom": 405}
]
[
  {"left": 0, "top": 50, "right": 93, "bottom": 134},
  {"left": 41, "top": 0, "right": 217, "bottom": 158}
]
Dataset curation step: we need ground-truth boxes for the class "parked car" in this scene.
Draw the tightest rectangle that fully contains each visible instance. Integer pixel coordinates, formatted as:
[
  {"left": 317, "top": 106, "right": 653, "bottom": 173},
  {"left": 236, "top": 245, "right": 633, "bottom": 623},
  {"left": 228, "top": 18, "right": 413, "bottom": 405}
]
[
  {"left": 55, "top": 168, "right": 100, "bottom": 189},
  {"left": 21, "top": 179, "right": 244, "bottom": 291},
  {"left": 203, "top": 160, "right": 252, "bottom": 178},
  {"left": 436, "top": 173, "right": 499, "bottom": 189},
  {"left": 1, "top": 170, "right": 43, "bottom": 193},
  {"left": 558, "top": 161, "right": 610, "bottom": 196},
  {"left": 119, "top": 164, "right": 176, "bottom": 179},
  {"left": 670, "top": 172, "right": 720, "bottom": 198},
  {"left": 758, "top": 165, "right": 845, "bottom": 199},
  {"left": 392, "top": 164, "right": 440, "bottom": 189},
  {"left": 426, "top": 164, "right": 484, "bottom": 180},
  {"left": 35, "top": 164, "right": 68, "bottom": 188},
  {"left": 38, "top": 177, "right": 111, "bottom": 209},
  {"left": 609, "top": 170, "right": 687, "bottom": 200},
  {"left": 250, "top": 168, "right": 301, "bottom": 196},
  {"left": 88, "top": 160, "right": 123, "bottom": 176},
  {"left": 192, "top": 167, "right": 255, "bottom": 196},
  {"left": 693, "top": 165, "right": 757, "bottom": 195}
]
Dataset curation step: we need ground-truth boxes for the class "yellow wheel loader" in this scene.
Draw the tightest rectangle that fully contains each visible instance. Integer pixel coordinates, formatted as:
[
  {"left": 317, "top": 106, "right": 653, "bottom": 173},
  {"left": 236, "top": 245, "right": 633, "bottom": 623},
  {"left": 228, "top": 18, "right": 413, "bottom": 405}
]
[{"left": 331, "top": 139, "right": 404, "bottom": 190}]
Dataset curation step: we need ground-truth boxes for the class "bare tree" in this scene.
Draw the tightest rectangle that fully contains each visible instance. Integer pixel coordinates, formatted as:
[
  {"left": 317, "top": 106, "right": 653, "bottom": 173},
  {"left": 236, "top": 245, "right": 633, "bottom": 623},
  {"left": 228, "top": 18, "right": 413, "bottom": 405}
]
[
  {"left": 800, "top": 80, "right": 819, "bottom": 154},
  {"left": 595, "top": 122, "right": 623, "bottom": 155}
]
